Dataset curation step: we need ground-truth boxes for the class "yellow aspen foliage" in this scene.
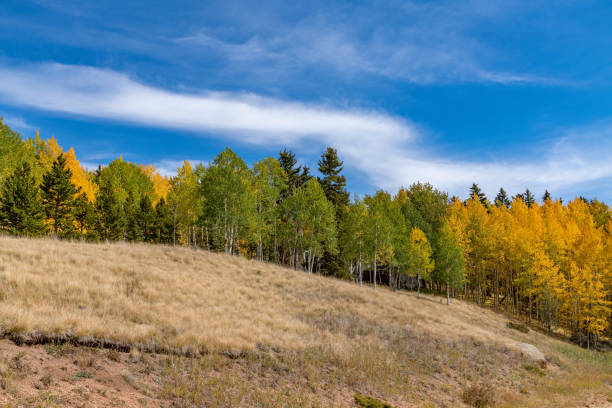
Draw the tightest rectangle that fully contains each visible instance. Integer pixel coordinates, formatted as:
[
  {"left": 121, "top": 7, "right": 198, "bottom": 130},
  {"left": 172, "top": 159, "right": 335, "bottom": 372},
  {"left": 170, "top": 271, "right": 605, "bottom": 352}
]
[
  {"left": 26, "top": 131, "right": 94, "bottom": 200},
  {"left": 140, "top": 164, "right": 171, "bottom": 204},
  {"left": 63, "top": 148, "right": 96, "bottom": 201},
  {"left": 532, "top": 250, "right": 565, "bottom": 332},
  {"left": 448, "top": 192, "right": 610, "bottom": 342},
  {"left": 407, "top": 226, "right": 434, "bottom": 296}
]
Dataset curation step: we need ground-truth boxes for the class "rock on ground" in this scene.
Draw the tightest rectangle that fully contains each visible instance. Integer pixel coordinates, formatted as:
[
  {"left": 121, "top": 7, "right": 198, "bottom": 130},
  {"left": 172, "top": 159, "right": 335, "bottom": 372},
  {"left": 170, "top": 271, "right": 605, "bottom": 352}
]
[{"left": 516, "top": 342, "right": 546, "bottom": 363}]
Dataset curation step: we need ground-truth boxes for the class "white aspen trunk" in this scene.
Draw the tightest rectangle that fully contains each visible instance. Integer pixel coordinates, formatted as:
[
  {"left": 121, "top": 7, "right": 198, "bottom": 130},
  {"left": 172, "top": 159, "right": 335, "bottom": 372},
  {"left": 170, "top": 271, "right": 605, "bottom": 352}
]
[
  {"left": 273, "top": 214, "right": 278, "bottom": 264},
  {"left": 446, "top": 281, "right": 450, "bottom": 305},
  {"left": 359, "top": 260, "right": 363, "bottom": 288},
  {"left": 373, "top": 251, "right": 377, "bottom": 290},
  {"left": 223, "top": 199, "right": 228, "bottom": 253}
]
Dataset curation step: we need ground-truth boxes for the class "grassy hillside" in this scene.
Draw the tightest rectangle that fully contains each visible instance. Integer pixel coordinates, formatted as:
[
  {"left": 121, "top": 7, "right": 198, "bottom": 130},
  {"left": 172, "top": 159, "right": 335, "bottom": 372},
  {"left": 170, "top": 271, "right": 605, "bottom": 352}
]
[{"left": 0, "top": 236, "right": 610, "bottom": 407}]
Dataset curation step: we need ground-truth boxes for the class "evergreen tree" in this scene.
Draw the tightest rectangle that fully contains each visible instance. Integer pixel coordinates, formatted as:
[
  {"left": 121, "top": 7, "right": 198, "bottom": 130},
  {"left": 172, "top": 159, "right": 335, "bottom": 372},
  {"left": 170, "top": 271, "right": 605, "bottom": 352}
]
[
  {"left": 74, "top": 192, "right": 96, "bottom": 238},
  {"left": 125, "top": 190, "right": 142, "bottom": 241},
  {"left": 317, "top": 147, "right": 349, "bottom": 208},
  {"left": 138, "top": 194, "right": 156, "bottom": 242},
  {"left": 522, "top": 188, "right": 536, "bottom": 208},
  {"left": 495, "top": 188, "right": 511, "bottom": 208},
  {"left": 278, "top": 149, "right": 310, "bottom": 197},
  {"left": 317, "top": 147, "right": 349, "bottom": 278},
  {"left": 154, "top": 198, "right": 173, "bottom": 244},
  {"left": 40, "top": 154, "right": 79, "bottom": 237},
  {"left": 0, "top": 162, "right": 45, "bottom": 236},
  {"left": 469, "top": 183, "right": 488, "bottom": 206},
  {"left": 542, "top": 189, "right": 552, "bottom": 203},
  {"left": 95, "top": 176, "right": 125, "bottom": 241}
]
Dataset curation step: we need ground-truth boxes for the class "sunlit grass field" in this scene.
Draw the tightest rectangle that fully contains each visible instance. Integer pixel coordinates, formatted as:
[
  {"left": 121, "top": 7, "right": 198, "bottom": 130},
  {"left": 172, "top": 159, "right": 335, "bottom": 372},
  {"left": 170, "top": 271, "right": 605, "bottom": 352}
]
[{"left": 0, "top": 235, "right": 610, "bottom": 407}]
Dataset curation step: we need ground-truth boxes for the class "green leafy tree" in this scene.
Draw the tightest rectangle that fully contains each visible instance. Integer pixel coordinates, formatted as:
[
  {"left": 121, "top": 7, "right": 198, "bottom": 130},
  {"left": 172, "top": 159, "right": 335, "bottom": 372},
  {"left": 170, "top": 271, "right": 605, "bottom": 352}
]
[
  {"left": 0, "top": 162, "right": 45, "bottom": 236},
  {"left": 0, "top": 119, "right": 36, "bottom": 186},
  {"left": 364, "top": 191, "right": 395, "bottom": 290},
  {"left": 199, "top": 148, "right": 255, "bottom": 255},
  {"left": 40, "top": 154, "right": 79, "bottom": 237},
  {"left": 252, "top": 157, "right": 287, "bottom": 262},
  {"left": 341, "top": 197, "right": 368, "bottom": 286},
  {"left": 281, "top": 179, "right": 336, "bottom": 272},
  {"left": 433, "top": 222, "right": 465, "bottom": 304}
]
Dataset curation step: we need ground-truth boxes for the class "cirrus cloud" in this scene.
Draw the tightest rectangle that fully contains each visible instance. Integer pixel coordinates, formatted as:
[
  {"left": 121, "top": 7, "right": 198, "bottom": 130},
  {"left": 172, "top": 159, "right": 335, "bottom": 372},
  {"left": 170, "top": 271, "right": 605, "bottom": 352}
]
[{"left": 0, "top": 62, "right": 609, "bottom": 201}]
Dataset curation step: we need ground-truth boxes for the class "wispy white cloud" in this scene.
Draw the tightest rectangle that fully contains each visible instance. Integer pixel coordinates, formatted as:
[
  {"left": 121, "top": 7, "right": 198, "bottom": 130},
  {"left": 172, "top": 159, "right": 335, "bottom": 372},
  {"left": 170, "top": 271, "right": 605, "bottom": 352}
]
[
  {"left": 152, "top": 159, "right": 207, "bottom": 177},
  {"left": 1, "top": 114, "right": 34, "bottom": 131},
  {"left": 174, "top": 2, "right": 554, "bottom": 86},
  {"left": 0, "top": 62, "right": 608, "bottom": 199}
]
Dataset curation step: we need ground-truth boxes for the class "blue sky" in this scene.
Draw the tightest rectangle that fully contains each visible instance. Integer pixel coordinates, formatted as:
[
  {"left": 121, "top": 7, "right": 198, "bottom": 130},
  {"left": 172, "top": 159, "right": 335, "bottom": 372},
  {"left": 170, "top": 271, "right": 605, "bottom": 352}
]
[{"left": 1, "top": 0, "right": 611, "bottom": 202}]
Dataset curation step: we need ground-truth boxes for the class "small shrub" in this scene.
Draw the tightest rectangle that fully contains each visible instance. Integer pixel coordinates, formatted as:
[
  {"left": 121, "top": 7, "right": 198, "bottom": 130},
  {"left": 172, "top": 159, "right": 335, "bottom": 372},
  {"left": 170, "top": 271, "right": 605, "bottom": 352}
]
[
  {"left": 40, "top": 373, "right": 53, "bottom": 387},
  {"left": 521, "top": 363, "right": 545, "bottom": 376},
  {"left": 106, "top": 349, "right": 121, "bottom": 362},
  {"left": 462, "top": 384, "right": 495, "bottom": 408},
  {"left": 507, "top": 321, "right": 529, "bottom": 333},
  {"left": 354, "top": 393, "right": 393, "bottom": 408},
  {"left": 74, "top": 370, "right": 93, "bottom": 379}
]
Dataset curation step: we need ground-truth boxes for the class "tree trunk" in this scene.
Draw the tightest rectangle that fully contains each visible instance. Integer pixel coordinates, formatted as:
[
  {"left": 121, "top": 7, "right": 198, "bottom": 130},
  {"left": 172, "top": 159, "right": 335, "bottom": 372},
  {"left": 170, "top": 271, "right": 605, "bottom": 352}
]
[
  {"left": 446, "top": 281, "right": 450, "bottom": 305},
  {"left": 359, "top": 260, "right": 363, "bottom": 288},
  {"left": 494, "top": 266, "right": 499, "bottom": 310},
  {"left": 417, "top": 270, "right": 421, "bottom": 297},
  {"left": 373, "top": 251, "right": 377, "bottom": 290}
]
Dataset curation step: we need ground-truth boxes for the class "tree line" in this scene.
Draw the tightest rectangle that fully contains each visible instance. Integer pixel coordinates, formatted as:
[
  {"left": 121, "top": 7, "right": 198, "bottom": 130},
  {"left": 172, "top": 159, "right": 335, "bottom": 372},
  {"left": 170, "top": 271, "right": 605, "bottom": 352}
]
[{"left": 0, "top": 119, "right": 610, "bottom": 347}]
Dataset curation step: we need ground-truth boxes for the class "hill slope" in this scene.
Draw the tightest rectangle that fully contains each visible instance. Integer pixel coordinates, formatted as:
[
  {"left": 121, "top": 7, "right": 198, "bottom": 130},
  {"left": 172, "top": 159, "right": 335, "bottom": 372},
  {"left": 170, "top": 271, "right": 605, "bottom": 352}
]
[{"left": 0, "top": 236, "right": 610, "bottom": 407}]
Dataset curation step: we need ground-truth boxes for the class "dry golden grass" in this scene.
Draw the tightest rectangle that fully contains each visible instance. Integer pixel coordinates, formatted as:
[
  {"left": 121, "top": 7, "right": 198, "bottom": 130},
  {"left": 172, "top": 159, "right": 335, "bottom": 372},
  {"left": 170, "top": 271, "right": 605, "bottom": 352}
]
[{"left": 0, "top": 235, "right": 610, "bottom": 407}]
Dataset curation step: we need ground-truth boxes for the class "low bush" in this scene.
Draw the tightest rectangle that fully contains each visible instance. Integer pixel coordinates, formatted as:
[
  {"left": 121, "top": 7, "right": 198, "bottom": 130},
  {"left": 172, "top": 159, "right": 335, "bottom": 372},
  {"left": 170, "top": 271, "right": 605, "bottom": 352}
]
[
  {"left": 507, "top": 321, "right": 529, "bottom": 333},
  {"left": 354, "top": 393, "right": 393, "bottom": 408},
  {"left": 462, "top": 384, "right": 495, "bottom": 408}
]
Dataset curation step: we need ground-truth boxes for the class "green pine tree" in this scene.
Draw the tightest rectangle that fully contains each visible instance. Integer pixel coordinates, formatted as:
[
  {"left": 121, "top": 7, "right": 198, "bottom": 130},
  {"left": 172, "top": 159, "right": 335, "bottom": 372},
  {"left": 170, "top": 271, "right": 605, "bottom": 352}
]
[
  {"left": 495, "top": 187, "right": 511, "bottom": 208},
  {"left": 0, "top": 162, "right": 45, "bottom": 236},
  {"left": 469, "top": 183, "right": 488, "bottom": 206},
  {"left": 125, "top": 191, "right": 143, "bottom": 241},
  {"left": 74, "top": 192, "right": 97, "bottom": 239},
  {"left": 317, "top": 147, "right": 349, "bottom": 277},
  {"left": 154, "top": 198, "right": 173, "bottom": 244},
  {"left": 138, "top": 194, "right": 155, "bottom": 242},
  {"left": 95, "top": 177, "right": 125, "bottom": 241},
  {"left": 40, "top": 154, "right": 79, "bottom": 237},
  {"left": 317, "top": 147, "right": 349, "bottom": 211},
  {"left": 522, "top": 188, "right": 536, "bottom": 207},
  {"left": 278, "top": 149, "right": 311, "bottom": 198},
  {"left": 542, "top": 189, "right": 552, "bottom": 202}
]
